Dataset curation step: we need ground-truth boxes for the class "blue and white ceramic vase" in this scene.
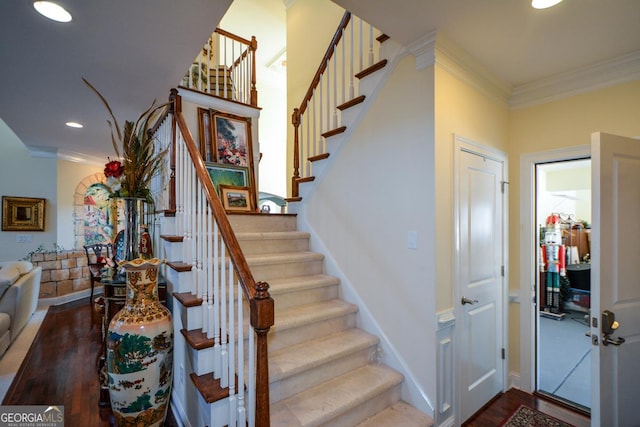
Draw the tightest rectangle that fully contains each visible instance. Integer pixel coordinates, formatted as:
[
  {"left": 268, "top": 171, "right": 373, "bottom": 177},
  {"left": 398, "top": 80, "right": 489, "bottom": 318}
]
[{"left": 106, "top": 258, "right": 173, "bottom": 427}]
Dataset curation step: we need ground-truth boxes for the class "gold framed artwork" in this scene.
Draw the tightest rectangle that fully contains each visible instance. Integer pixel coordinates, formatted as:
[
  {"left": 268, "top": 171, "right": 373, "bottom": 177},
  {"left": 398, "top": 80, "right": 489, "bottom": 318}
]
[
  {"left": 212, "top": 111, "right": 252, "bottom": 167},
  {"left": 197, "top": 107, "right": 213, "bottom": 161},
  {"left": 219, "top": 185, "right": 254, "bottom": 212},
  {"left": 2, "top": 196, "right": 46, "bottom": 231}
]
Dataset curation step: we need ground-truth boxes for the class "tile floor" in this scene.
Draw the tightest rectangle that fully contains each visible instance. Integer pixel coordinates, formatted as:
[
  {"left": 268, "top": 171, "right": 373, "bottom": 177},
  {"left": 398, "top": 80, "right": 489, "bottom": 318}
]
[
  {"left": 538, "top": 309, "right": 591, "bottom": 410},
  {"left": 0, "top": 307, "right": 47, "bottom": 402}
]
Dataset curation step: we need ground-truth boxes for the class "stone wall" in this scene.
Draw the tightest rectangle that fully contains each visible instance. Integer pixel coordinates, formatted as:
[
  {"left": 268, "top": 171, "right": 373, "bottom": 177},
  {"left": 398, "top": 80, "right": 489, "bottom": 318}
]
[{"left": 30, "top": 250, "right": 90, "bottom": 299}]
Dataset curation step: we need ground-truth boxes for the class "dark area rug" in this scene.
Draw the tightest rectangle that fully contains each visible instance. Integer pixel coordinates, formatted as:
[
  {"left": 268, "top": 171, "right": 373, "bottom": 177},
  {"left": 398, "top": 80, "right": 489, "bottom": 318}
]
[{"left": 501, "top": 405, "right": 574, "bottom": 427}]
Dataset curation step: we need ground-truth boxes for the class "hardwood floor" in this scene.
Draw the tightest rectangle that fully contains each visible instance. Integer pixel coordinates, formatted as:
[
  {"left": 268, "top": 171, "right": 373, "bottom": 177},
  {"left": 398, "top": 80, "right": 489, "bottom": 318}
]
[
  {"left": 463, "top": 388, "right": 590, "bottom": 427},
  {"left": 2, "top": 298, "right": 178, "bottom": 427},
  {"left": 3, "top": 298, "right": 591, "bottom": 427}
]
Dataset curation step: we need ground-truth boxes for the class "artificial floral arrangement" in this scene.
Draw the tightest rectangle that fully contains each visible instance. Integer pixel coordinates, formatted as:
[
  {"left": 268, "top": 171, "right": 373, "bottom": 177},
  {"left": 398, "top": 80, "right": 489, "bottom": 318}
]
[{"left": 83, "top": 77, "right": 169, "bottom": 204}]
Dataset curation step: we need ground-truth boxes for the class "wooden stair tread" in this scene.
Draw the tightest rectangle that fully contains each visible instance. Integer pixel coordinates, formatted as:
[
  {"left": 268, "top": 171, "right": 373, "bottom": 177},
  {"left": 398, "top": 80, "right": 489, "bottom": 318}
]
[
  {"left": 321, "top": 126, "right": 347, "bottom": 138},
  {"left": 308, "top": 153, "right": 330, "bottom": 162},
  {"left": 190, "top": 372, "right": 238, "bottom": 404},
  {"left": 337, "top": 95, "right": 366, "bottom": 111},
  {"left": 160, "top": 234, "right": 183, "bottom": 243},
  {"left": 296, "top": 176, "right": 315, "bottom": 183},
  {"left": 181, "top": 328, "right": 214, "bottom": 350},
  {"left": 355, "top": 59, "right": 388, "bottom": 80},
  {"left": 166, "top": 261, "right": 192, "bottom": 272},
  {"left": 173, "top": 291, "right": 202, "bottom": 307}
]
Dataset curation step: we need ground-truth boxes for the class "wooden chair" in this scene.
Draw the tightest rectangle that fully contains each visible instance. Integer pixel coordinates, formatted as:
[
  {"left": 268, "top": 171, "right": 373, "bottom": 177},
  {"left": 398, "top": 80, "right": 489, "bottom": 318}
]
[{"left": 83, "top": 243, "right": 114, "bottom": 302}]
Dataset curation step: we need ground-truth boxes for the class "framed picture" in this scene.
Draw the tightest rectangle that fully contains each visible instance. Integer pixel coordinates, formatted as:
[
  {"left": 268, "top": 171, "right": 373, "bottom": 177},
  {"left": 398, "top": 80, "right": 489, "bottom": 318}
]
[
  {"left": 213, "top": 111, "right": 252, "bottom": 167},
  {"left": 2, "top": 196, "right": 46, "bottom": 231},
  {"left": 205, "top": 163, "right": 248, "bottom": 195},
  {"left": 197, "top": 107, "right": 214, "bottom": 162},
  {"left": 219, "top": 185, "right": 255, "bottom": 212}
]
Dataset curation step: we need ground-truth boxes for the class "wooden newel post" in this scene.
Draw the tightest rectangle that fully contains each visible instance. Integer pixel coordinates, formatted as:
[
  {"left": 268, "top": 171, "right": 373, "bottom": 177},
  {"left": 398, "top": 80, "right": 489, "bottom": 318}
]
[
  {"left": 291, "top": 108, "right": 301, "bottom": 199},
  {"left": 252, "top": 281, "right": 274, "bottom": 426},
  {"left": 167, "top": 89, "right": 179, "bottom": 214}
]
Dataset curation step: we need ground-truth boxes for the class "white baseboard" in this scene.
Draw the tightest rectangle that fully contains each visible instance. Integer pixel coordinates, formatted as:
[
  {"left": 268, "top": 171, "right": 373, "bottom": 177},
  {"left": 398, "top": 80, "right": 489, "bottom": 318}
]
[{"left": 37, "top": 286, "right": 102, "bottom": 308}]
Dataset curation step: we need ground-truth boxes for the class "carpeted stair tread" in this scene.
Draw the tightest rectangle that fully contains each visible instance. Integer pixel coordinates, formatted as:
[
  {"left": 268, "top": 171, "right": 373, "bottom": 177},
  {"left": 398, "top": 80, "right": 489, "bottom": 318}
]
[
  {"left": 267, "top": 274, "right": 340, "bottom": 294},
  {"left": 269, "top": 329, "right": 379, "bottom": 382},
  {"left": 273, "top": 299, "right": 358, "bottom": 331},
  {"left": 236, "top": 230, "right": 311, "bottom": 241},
  {"left": 270, "top": 364, "right": 403, "bottom": 427},
  {"left": 355, "top": 401, "right": 433, "bottom": 426},
  {"left": 245, "top": 251, "right": 324, "bottom": 265}
]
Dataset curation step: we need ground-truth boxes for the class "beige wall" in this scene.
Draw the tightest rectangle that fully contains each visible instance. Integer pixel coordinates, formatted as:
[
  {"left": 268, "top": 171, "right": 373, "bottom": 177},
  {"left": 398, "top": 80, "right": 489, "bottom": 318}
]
[
  {"left": 0, "top": 120, "right": 58, "bottom": 261},
  {"left": 507, "top": 79, "right": 640, "bottom": 375},
  {"left": 56, "top": 159, "right": 103, "bottom": 250},
  {"left": 434, "top": 60, "right": 510, "bottom": 312}
]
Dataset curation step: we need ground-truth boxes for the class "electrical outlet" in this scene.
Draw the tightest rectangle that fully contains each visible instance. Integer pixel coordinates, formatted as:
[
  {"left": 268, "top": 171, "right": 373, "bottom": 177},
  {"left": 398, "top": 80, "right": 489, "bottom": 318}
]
[
  {"left": 16, "top": 234, "right": 32, "bottom": 243},
  {"left": 407, "top": 231, "right": 418, "bottom": 249}
]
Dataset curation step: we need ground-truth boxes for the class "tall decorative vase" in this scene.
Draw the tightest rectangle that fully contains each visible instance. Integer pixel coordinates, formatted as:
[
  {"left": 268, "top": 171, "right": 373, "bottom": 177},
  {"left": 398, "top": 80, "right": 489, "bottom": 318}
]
[
  {"left": 106, "top": 258, "right": 173, "bottom": 427},
  {"left": 121, "top": 197, "right": 145, "bottom": 261}
]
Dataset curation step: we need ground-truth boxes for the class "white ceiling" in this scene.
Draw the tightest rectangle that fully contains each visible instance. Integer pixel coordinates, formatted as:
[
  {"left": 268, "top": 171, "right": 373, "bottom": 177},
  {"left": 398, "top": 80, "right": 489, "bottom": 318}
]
[
  {"left": 1, "top": 0, "right": 639, "bottom": 164},
  {"left": 335, "top": 0, "right": 640, "bottom": 86}
]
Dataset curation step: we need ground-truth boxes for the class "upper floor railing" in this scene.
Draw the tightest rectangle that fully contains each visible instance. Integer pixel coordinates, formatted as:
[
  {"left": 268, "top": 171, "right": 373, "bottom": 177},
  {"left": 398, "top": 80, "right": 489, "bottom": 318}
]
[
  {"left": 290, "top": 12, "right": 385, "bottom": 200},
  {"left": 181, "top": 28, "right": 258, "bottom": 107}
]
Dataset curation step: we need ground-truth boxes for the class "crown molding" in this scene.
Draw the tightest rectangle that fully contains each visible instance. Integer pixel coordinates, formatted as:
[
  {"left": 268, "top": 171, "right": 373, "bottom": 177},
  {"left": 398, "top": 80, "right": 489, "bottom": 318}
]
[
  {"left": 434, "top": 33, "right": 512, "bottom": 107},
  {"left": 406, "top": 31, "right": 511, "bottom": 107},
  {"left": 406, "top": 31, "right": 437, "bottom": 70},
  {"left": 510, "top": 50, "right": 640, "bottom": 109}
]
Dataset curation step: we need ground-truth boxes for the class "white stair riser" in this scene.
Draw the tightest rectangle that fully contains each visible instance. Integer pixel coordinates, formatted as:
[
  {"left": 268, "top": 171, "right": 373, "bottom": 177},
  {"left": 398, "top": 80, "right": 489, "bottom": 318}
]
[{"left": 188, "top": 345, "right": 215, "bottom": 376}]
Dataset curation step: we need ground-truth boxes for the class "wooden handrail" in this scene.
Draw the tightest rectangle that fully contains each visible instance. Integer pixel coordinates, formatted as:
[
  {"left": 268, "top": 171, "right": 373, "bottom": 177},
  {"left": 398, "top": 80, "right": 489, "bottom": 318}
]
[
  {"left": 291, "top": 12, "right": 351, "bottom": 199},
  {"left": 215, "top": 27, "right": 253, "bottom": 47},
  {"left": 173, "top": 96, "right": 273, "bottom": 424},
  {"left": 297, "top": 11, "right": 351, "bottom": 116}
]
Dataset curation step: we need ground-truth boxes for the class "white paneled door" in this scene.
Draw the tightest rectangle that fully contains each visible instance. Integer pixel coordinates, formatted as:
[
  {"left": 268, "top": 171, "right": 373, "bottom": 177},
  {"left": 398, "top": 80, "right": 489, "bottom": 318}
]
[
  {"left": 455, "top": 137, "right": 506, "bottom": 423},
  {"left": 590, "top": 132, "right": 640, "bottom": 426}
]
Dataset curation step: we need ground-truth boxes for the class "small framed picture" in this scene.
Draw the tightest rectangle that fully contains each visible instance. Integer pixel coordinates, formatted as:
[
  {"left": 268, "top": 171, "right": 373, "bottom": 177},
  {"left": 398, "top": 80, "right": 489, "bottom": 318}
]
[
  {"left": 2, "top": 196, "right": 46, "bottom": 231},
  {"left": 219, "top": 186, "right": 254, "bottom": 212},
  {"left": 205, "top": 163, "right": 248, "bottom": 195},
  {"left": 197, "top": 107, "right": 214, "bottom": 161}
]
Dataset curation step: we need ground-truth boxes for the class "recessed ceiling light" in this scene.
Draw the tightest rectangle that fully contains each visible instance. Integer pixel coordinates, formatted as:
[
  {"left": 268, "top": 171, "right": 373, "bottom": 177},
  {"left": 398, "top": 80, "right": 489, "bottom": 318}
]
[
  {"left": 531, "top": 0, "right": 563, "bottom": 9},
  {"left": 33, "top": 1, "right": 72, "bottom": 23},
  {"left": 66, "top": 121, "right": 83, "bottom": 128}
]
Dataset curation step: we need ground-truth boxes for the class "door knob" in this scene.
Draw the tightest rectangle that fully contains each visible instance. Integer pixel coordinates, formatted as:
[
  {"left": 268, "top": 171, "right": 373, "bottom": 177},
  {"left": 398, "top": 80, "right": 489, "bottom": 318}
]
[{"left": 461, "top": 297, "right": 478, "bottom": 305}]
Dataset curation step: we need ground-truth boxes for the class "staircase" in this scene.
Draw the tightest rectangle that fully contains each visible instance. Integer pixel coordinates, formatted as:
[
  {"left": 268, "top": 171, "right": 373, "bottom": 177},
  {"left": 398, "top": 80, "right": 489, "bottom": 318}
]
[{"left": 163, "top": 212, "right": 432, "bottom": 426}]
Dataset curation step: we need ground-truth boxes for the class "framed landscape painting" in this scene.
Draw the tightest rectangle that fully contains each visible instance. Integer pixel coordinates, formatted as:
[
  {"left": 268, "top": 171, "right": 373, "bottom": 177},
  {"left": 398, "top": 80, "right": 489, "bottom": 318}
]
[
  {"left": 205, "top": 163, "right": 248, "bottom": 195},
  {"left": 219, "top": 185, "right": 254, "bottom": 212}
]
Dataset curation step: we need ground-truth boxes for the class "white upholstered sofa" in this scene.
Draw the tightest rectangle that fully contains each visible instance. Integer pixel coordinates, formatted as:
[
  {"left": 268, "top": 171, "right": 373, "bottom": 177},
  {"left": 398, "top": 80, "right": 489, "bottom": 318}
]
[{"left": 0, "top": 261, "right": 41, "bottom": 356}]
